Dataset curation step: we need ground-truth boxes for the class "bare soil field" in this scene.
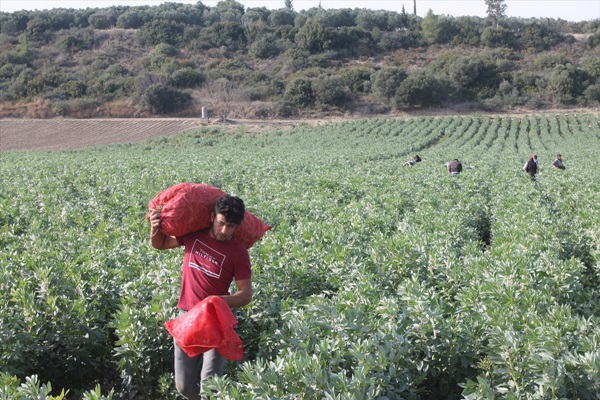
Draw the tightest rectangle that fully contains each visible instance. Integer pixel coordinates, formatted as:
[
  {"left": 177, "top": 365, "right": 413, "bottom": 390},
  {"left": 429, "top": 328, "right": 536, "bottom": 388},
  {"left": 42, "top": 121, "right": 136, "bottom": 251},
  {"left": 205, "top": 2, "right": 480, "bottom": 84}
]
[
  {"left": 0, "top": 118, "right": 206, "bottom": 151},
  {"left": 0, "top": 117, "right": 327, "bottom": 151},
  {"left": 2, "top": 108, "right": 597, "bottom": 152}
]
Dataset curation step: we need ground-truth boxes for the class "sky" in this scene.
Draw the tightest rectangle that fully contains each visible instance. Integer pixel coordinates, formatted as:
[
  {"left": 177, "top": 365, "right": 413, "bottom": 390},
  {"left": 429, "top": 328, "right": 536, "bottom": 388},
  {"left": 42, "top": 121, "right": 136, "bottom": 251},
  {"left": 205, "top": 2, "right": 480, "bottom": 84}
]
[{"left": 0, "top": 0, "right": 599, "bottom": 22}]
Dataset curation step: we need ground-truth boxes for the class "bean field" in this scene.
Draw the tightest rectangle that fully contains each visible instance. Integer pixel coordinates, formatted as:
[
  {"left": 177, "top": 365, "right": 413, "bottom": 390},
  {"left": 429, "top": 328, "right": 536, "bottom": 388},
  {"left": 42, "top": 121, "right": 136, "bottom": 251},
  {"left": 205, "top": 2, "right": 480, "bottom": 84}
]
[{"left": 1, "top": 113, "right": 599, "bottom": 399}]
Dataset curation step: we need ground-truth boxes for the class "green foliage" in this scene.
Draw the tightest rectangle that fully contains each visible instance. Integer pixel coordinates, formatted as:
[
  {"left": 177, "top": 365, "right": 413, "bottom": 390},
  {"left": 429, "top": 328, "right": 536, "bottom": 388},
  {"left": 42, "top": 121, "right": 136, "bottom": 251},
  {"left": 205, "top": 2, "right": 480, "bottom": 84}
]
[
  {"left": 1, "top": 113, "right": 600, "bottom": 398},
  {"left": 549, "top": 63, "right": 588, "bottom": 104},
  {"left": 445, "top": 53, "right": 506, "bottom": 99},
  {"left": 138, "top": 20, "right": 185, "bottom": 46},
  {"left": 0, "top": 4, "right": 596, "bottom": 115},
  {"left": 583, "top": 84, "right": 600, "bottom": 104},
  {"left": 139, "top": 83, "right": 192, "bottom": 114},
  {"left": 311, "top": 75, "right": 352, "bottom": 109},
  {"left": 0, "top": 374, "right": 68, "bottom": 400},
  {"left": 337, "top": 67, "right": 372, "bottom": 94},
  {"left": 371, "top": 67, "right": 408, "bottom": 104},
  {"left": 55, "top": 28, "right": 94, "bottom": 54},
  {"left": 295, "top": 19, "right": 331, "bottom": 53},
  {"left": 378, "top": 29, "right": 423, "bottom": 51},
  {"left": 587, "top": 31, "right": 600, "bottom": 47},
  {"left": 283, "top": 77, "right": 315, "bottom": 107},
  {"left": 421, "top": 11, "right": 458, "bottom": 45},
  {"left": 198, "top": 22, "right": 247, "bottom": 51},
  {"left": 480, "top": 25, "right": 516, "bottom": 48},
  {"left": 25, "top": 17, "right": 53, "bottom": 43},
  {"left": 519, "top": 22, "right": 566, "bottom": 51},
  {"left": 170, "top": 67, "right": 204, "bottom": 88},
  {"left": 394, "top": 70, "right": 446, "bottom": 108},
  {"left": 269, "top": 8, "right": 296, "bottom": 27},
  {"left": 534, "top": 52, "right": 570, "bottom": 71},
  {"left": 88, "top": 13, "right": 116, "bottom": 30},
  {"left": 581, "top": 58, "right": 600, "bottom": 81},
  {"left": 248, "top": 34, "right": 281, "bottom": 59}
]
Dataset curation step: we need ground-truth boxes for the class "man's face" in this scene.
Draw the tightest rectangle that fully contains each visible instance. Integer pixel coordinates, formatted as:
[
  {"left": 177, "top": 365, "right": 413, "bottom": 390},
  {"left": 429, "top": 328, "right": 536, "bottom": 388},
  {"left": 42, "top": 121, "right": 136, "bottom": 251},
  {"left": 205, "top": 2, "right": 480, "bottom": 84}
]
[{"left": 210, "top": 212, "right": 238, "bottom": 241}]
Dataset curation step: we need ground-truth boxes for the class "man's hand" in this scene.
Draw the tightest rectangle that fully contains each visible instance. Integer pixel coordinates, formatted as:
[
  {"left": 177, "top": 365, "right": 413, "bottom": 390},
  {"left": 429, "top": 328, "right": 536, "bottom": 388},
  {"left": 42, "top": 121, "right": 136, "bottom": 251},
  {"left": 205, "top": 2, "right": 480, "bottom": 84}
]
[
  {"left": 149, "top": 209, "right": 179, "bottom": 250},
  {"left": 149, "top": 209, "right": 162, "bottom": 237}
]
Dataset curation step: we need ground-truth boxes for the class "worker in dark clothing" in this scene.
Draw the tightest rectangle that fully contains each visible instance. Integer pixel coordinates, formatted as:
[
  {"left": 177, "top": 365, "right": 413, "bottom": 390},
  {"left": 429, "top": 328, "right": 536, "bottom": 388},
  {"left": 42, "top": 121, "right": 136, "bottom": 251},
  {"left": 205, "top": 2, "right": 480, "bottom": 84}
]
[
  {"left": 551, "top": 154, "right": 565, "bottom": 170},
  {"left": 523, "top": 154, "right": 538, "bottom": 180},
  {"left": 447, "top": 159, "right": 462, "bottom": 176}
]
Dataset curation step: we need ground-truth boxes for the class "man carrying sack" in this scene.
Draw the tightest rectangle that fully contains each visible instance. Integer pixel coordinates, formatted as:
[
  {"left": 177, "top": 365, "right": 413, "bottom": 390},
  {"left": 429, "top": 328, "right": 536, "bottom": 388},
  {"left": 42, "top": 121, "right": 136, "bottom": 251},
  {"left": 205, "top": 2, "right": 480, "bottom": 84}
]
[{"left": 149, "top": 194, "right": 252, "bottom": 400}]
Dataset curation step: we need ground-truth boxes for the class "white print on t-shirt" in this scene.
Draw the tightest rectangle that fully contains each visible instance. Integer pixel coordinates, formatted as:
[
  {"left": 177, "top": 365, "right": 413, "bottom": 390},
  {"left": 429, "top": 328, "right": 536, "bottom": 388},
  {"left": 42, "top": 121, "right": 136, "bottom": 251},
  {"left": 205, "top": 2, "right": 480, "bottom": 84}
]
[{"left": 189, "top": 239, "right": 227, "bottom": 278}]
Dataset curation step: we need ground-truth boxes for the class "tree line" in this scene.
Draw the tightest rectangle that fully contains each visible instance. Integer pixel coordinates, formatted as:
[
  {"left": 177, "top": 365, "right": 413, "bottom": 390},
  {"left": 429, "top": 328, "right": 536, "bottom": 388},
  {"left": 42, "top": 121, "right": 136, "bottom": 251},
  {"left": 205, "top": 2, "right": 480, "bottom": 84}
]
[{"left": 0, "top": 0, "right": 599, "bottom": 118}]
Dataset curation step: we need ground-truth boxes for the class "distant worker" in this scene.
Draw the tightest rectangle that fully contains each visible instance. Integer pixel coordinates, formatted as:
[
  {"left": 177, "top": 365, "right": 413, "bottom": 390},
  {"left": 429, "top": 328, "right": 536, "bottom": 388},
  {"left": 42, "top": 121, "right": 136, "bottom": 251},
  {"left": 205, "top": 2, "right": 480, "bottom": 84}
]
[
  {"left": 447, "top": 159, "right": 462, "bottom": 176},
  {"left": 551, "top": 153, "right": 565, "bottom": 170},
  {"left": 523, "top": 154, "right": 538, "bottom": 180},
  {"left": 404, "top": 154, "right": 422, "bottom": 167}
]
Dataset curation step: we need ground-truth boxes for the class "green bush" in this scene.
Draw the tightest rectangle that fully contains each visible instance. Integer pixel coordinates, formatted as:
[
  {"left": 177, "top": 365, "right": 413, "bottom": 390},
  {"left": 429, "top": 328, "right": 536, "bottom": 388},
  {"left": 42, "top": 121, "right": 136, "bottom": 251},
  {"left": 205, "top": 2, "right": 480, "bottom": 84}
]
[
  {"left": 337, "top": 67, "right": 373, "bottom": 94},
  {"left": 139, "top": 84, "right": 192, "bottom": 114},
  {"left": 283, "top": 77, "right": 315, "bottom": 108},
  {"left": 312, "top": 75, "right": 352, "bottom": 109},
  {"left": 371, "top": 67, "right": 407, "bottom": 104},
  {"left": 481, "top": 26, "right": 516, "bottom": 48},
  {"left": 138, "top": 20, "right": 185, "bottom": 46},
  {"left": 170, "top": 67, "right": 204, "bottom": 88},
  {"left": 249, "top": 35, "right": 281, "bottom": 59},
  {"left": 393, "top": 70, "right": 446, "bottom": 108},
  {"left": 534, "top": 53, "right": 569, "bottom": 71}
]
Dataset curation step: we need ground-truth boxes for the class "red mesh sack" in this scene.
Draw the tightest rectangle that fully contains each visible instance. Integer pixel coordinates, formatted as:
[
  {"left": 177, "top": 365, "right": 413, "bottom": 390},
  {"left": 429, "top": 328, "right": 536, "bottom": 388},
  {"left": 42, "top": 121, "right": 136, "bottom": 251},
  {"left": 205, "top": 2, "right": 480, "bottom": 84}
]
[
  {"left": 146, "top": 183, "right": 271, "bottom": 248},
  {"left": 164, "top": 296, "right": 244, "bottom": 360}
]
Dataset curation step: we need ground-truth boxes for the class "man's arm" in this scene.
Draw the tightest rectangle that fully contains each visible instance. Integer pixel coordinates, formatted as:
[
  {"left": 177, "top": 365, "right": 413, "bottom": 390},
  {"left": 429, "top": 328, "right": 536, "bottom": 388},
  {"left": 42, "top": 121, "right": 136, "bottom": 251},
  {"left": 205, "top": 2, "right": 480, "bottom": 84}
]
[
  {"left": 220, "top": 278, "right": 252, "bottom": 308},
  {"left": 149, "top": 209, "right": 180, "bottom": 249}
]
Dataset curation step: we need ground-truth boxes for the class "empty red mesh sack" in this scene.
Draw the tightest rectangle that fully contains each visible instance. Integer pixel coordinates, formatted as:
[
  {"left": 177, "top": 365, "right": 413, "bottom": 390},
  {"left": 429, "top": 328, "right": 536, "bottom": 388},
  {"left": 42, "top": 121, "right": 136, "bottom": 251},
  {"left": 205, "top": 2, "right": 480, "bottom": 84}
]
[
  {"left": 147, "top": 183, "right": 271, "bottom": 248},
  {"left": 164, "top": 296, "right": 244, "bottom": 360}
]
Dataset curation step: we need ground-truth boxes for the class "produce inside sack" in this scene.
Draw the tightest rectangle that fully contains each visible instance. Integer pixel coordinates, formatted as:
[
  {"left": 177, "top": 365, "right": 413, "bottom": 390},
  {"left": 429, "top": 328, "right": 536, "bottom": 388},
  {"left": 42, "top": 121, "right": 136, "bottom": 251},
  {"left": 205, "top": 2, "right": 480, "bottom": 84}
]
[
  {"left": 146, "top": 183, "right": 271, "bottom": 248},
  {"left": 164, "top": 296, "right": 244, "bottom": 360}
]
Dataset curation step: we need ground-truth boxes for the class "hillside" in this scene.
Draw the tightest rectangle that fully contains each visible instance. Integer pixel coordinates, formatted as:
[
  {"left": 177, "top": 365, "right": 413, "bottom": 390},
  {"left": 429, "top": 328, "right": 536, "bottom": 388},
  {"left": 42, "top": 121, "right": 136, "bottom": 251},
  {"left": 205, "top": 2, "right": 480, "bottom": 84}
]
[{"left": 0, "top": 2, "right": 599, "bottom": 120}]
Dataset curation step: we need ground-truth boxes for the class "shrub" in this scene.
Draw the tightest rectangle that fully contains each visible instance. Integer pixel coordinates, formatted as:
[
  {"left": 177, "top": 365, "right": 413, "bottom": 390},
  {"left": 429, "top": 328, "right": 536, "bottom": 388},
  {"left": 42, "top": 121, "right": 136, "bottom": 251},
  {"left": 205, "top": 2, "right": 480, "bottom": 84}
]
[
  {"left": 139, "top": 84, "right": 192, "bottom": 114},
  {"left": 548, "top": 63, "right": 589, "bottom": 104},
  {"left": 393, "top": 71, "right": 446, "bottom": 108},
  {"left": 583, "top": 84, "right": 600, "bottom": 104},
  {"left": 371, "top": 67, "right": 407, "bottom": 104},
  {"left": 421, "top": 11, "right": 459, "bottom": 45},
  {"left": 283, "top": 78, "right": 315, "bottom": 108},
  {"left": 170, "top": 68, "right": 204, "bottom": 88},
  {"left": 337, "top": 67, "right": 373, "bottom": 94},
  {"left": 249, "top": 35, "right": 281, "bottom": 59},
  {"left": 581, "top": 58, "right": 600, "bottom": 81},
  {"left": 481, "top": 26, "right": 516, "bottom": 48},
  {"left": 587, "top": 31, "right": 600, "bottom": 47},
  {"left": 312, "top": 75, "right": 352, "bottom": 109},
  {"left": 534, "top": 53, "right": 569, "bottom": 71},
  {"left": 138, "top": 20, "right": 185, "bottom": 46},
  {"left": 519, "top": 22, "right": 566, "bottom": 51}
]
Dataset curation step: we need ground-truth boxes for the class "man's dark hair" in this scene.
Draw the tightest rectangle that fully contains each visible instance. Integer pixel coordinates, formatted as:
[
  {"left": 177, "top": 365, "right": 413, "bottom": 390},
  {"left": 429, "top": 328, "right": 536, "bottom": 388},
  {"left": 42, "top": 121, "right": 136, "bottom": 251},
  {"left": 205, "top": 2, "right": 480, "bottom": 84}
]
[{"left": 215, "top": 194, "right": 245, "bottom": 225}]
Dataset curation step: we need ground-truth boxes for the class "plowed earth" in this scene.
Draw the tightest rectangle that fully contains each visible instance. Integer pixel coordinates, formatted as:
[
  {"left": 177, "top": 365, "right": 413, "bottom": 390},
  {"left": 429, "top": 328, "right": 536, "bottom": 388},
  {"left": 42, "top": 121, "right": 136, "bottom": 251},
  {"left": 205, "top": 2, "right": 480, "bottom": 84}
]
[
  {"left": 0, "top": 117, "right": 325, "bottom": 151},
  {"left": 0, "top": 118, "right": 208, "bottom": 151}
]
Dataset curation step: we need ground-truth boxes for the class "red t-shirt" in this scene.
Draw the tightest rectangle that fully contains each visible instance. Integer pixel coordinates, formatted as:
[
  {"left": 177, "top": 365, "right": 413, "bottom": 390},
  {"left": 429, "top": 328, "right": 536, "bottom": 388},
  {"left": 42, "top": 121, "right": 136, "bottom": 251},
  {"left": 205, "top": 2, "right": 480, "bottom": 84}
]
[{"left": 176, "top": 229, "right": 251, "bottom": 311}]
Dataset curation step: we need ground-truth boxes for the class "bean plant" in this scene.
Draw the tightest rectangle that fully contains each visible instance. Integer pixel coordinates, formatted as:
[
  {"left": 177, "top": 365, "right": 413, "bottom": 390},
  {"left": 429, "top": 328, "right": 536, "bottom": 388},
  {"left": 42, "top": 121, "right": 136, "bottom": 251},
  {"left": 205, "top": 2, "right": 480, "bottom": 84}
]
[{"left": 1, "top": 113, "right": 599, "bottom": 399}]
